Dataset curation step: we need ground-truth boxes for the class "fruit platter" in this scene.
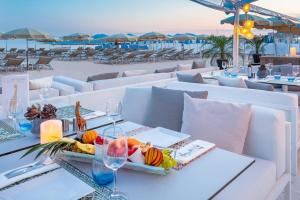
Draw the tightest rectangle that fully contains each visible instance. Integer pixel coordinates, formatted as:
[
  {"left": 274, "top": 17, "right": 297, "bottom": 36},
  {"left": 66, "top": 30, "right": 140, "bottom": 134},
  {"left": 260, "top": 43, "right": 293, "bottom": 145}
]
[{"left": 22, "top": 129, "right": 177, "bottom": 176}]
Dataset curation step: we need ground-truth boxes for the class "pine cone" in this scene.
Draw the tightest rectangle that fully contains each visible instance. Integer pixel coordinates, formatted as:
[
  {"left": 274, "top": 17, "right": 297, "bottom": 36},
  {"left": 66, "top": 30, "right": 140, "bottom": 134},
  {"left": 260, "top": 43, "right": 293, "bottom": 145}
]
[
  {"left": 41, "top": 104, "right": 57, "bottom": 119},
  {"left": 24, "top": 104, "right": 41, "bottom": 120}
]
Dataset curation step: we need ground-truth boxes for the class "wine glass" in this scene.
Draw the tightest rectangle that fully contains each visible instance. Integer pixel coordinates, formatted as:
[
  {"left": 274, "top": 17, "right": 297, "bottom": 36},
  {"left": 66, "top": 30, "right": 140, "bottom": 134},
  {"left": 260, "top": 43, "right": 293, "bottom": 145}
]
[
  {"left": 103, "top": 126, "right": 128, "bottom": 200},
  {"left": 293, "top": 66, "right": 299, "bottom": 78},
  {"left": 267, "top": 64, "right": 273, "bottom": 78},
  {"left": 106, "top": 99, "right": 122, "bottom": 126},
  {"left": 39, "top": 87, "right": 50, "bottom": 105},
  {"left": 7, "top": 100, "right": 23, "bottom": 133}
]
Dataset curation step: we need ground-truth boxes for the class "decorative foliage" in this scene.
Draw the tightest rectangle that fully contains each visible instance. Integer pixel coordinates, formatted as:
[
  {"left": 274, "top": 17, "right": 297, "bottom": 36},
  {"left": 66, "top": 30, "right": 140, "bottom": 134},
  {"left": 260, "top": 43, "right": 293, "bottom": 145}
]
[
  {"left": 202, "top": 35, "right": 233, "bottom": 65},
  {"left": 247, "top": 35, "right": 267, "bottom": 55}
]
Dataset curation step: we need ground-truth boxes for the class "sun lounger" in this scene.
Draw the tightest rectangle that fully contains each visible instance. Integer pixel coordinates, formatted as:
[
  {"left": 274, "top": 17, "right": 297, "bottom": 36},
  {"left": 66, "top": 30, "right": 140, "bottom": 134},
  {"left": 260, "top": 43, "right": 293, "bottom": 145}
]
[
  {"left": 29, "top": 56, "right": 54, "bottom": 70},
  {"left": 1, "top": 58, "right": 25, "bottom": 72}
]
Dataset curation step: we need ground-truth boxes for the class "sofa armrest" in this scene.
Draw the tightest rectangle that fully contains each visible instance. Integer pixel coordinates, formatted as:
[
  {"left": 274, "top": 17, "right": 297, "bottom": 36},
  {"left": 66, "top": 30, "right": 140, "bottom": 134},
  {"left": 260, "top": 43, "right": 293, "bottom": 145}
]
[
  {"left": 243, "top": 106, "right": 286, "bottom": 179},
  {"left": 53, "top": 76, "right": 93, "bottom": 92}
]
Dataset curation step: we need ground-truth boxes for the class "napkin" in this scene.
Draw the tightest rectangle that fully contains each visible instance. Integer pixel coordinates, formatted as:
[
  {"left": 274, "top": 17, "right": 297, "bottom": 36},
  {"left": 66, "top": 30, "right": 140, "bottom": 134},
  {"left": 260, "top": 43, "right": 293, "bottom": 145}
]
[
  {"left": 0, "top": 161, "right": 60, "bottom": 189},
  {"left": 175, "top": 140, "right": 216, "bottom": 165},
  {"left": 0, "top": 168, "right": 95, "bottom": 200}
]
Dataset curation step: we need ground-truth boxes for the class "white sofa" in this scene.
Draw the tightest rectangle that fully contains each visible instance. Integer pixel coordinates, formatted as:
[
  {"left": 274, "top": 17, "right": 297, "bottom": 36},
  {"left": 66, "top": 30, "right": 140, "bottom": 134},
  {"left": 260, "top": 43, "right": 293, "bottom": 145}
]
[
  {"left": 166, "top": 81, "right": 299, "bottom": 175},
  {"left": 121, "top": 86, "right": 291, "bottom": 200}
]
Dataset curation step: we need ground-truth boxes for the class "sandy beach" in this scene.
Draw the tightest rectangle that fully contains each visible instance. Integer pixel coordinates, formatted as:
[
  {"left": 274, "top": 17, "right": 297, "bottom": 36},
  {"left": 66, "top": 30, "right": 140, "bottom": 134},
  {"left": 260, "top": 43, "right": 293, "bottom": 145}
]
[{"left": 0, "top": 58, "right": 205, "bottom": 81}]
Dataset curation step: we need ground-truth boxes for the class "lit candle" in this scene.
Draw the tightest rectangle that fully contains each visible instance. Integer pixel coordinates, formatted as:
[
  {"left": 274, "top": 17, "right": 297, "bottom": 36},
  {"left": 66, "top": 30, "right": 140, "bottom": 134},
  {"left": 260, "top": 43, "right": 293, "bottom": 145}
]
[
  {"left": 290, "top": 47, "right": 297, "bottom": 57},
  {"left": 40, "top": 120, "right": 63, "bottom": 144}
]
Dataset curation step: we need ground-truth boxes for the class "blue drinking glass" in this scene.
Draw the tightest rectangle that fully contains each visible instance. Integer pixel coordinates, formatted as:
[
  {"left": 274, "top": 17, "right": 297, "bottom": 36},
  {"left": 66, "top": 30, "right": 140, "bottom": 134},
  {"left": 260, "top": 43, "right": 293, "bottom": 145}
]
[
  {"left": 19, "top": 119, "right": 32, "bottom": 132},
  {"left": 92, "top": 143, "right": 114, "bottom": 185},
  {"left": 287, "top": 75, "right": 296, "bottom": 82},
  {"left": 274, "top": 72, "right": 281, "bottom": 80}
]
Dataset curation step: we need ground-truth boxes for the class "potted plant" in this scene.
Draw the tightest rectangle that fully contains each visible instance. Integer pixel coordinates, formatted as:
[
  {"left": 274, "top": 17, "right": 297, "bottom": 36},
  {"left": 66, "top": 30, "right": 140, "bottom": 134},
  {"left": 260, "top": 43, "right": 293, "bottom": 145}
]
[
  {"left": 24, "top": 104, "right": 57, "bottom": 135},
  {"left": 247, "top": 35, "right": 267, "bottom": 64},
  {"left": 202, "top": 35, "right": 233, "bottom": 69}
]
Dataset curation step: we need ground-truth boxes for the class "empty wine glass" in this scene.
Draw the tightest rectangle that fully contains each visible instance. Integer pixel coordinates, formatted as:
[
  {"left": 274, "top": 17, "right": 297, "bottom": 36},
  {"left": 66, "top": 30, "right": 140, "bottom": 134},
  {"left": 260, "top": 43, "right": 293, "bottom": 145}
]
[
  {"left": 267, "top": 64, "right": 273, "bottom": 78},
  {"left": 106, "top": 99, "right": 122, "bottom": 126},
  {"left": 293, "top": 66, "right": 299, "bottom": 78},
  {"left": 7, "top": 100, "right": 23, "bottom": 133},
  {"left": 103, "top": 126, "right": 128, "bottom": 200}
]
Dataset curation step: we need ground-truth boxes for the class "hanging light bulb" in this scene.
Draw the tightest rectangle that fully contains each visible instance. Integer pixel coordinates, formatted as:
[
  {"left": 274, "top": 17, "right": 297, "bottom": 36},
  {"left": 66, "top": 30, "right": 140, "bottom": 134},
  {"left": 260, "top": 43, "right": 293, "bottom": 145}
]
[
  {"left": 240, "top": 27, "right": 250, "bottom": 35},
  {"left": 242, "top": 4, "right": 251, "bottom": 13},
  {"left": 245, "top": 32, "right": 254, "bottom": 40},
  {"left": 244, "top": 20, "right": 254, "bottom": 29}
]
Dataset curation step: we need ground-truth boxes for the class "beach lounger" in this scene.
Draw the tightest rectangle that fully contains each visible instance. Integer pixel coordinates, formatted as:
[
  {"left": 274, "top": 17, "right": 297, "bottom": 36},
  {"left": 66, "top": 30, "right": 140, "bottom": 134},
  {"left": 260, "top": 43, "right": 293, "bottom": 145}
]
[
  {"left": 29, "top": 56, "right": 54, "bottom": 70},
  {"left": 1, "top": 58, "right": 25, "bottom": 72}
]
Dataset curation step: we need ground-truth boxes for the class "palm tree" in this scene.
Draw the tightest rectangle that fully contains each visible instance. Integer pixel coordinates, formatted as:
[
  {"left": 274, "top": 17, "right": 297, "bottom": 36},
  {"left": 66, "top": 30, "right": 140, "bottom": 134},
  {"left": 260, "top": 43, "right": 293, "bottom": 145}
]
[
  {"left": 247, "top": 35, "right": 267, "bottom": 63},
  {"left": 202, "top": 35, "right": 233, "bottom": 69}
]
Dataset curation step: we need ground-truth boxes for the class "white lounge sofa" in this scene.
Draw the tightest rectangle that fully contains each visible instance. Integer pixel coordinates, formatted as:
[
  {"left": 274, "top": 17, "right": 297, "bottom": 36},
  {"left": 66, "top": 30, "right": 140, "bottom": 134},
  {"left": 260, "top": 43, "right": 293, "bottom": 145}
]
[{"left": 121, "top": 86, "right": 291, "bottom": 200}]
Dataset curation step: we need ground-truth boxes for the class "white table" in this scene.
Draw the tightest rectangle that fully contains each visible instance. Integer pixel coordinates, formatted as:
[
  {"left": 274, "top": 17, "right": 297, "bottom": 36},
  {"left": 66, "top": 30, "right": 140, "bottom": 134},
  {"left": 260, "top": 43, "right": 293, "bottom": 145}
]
[
  {"left": 0, "top": 122, "right": 255, "bottom": 200},
  {"left": 0, "top": 115, "right": 121, "bottom": 157}
]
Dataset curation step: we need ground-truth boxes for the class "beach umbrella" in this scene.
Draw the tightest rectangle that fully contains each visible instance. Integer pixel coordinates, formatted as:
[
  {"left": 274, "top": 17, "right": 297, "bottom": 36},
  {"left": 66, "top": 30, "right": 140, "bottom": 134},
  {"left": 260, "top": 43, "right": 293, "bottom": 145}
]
[
  {"left": 221, "top": 14, "right": 270, "bottom": 27},
  {"left": 62, "top": 33, "right": 90, "bottom": 41},
  {"left": 102, "top": 34, "right": 137, "bottom": 43},
  {"left": 138, "top": 32, "right": 167, "bottom": 41},
  {"left": 92, "top": 34, "right": 108, "bottom": 40},
  {"left": 2, "top": 27, "right": 49, "bottom": 69},
  {"left": 172, "top": 33, "right": 196, "bottom": 41}
]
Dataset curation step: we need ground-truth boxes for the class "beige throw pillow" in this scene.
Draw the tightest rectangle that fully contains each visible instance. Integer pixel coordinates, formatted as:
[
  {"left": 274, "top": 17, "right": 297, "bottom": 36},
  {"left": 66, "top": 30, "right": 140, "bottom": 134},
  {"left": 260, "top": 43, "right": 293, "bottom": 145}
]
[
  {"left": 29, "top": 76, "right": 53, "bottom": 90},
  {"left": 181, "top": 95, "right": 251, "bottom": 154}
]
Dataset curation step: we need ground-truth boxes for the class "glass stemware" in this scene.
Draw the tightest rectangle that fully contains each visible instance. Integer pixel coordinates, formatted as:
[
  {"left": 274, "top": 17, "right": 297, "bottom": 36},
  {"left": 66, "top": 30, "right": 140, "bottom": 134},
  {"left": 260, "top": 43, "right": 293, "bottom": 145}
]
[
  {"left": 267, "top": 64, "right": 273, "bottom": 78},
  {"left": 106, "top": 99, "right": 122, "bottom": 126},
  {"left": 103, "top": 126, "right": 128, "bottom": 200},
  {"left": 292, "top": 66, "right": 299, "bottom": 78},
  {"left": 7, "top": 100, "right": 23, "bottom": 133}
]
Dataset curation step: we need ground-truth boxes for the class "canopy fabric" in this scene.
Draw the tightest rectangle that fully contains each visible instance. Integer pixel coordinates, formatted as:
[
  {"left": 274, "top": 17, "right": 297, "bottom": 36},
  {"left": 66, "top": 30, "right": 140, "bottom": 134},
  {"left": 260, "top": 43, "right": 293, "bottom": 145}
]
[
  {"left": 62, "top": 33, "right": 90, "bottom": 41},
  {"left": 92, "top": 34, "right": 108, "bottom": 40},
  {"left": 138, "top": 32, "right": 167, "bottom": 41},
  {"left": 102, "top": 34, "right": 137, "bottom": 42},
  {"left": 2, "top": 28, "right": 48, "bottom": 40},
  {"left": 221, "top": 14, "right": 270, "bottom": 27},
  {"left": 172, "top": 34, "right": 196, "bottom": 41}
]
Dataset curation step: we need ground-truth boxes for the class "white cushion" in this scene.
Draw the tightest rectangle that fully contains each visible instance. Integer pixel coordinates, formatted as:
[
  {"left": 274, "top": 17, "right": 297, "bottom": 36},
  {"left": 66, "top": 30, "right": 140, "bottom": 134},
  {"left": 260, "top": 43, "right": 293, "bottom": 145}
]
[
  {"left": 53, "top": 76, "right": 93, "bottom": 92},
  {"left": 216, "top": 76, "right": 247, "bottom": 88},
  {"left": 181, "top": 95, "right": 251, "bottom": 154},
  {"left": 122, "top": 70, "right": 149, "bottom": 77},
  {"left": 93, "top": 73, "right": 171, "bottom": 91},
  {"left": 122, "top": 87, "right": 152, "bottom": 125},
  {"left": 29, "top": 76, "right": 53, "bottom": 90},
  {"left": 214, "top": 158, "right": 276, "bottom": 200},
  {"left": 52, "top": 81, "right": 75, "bottom": 96},
  {"left": 243, "top": 105, "right": 286, "bottom": 178}
]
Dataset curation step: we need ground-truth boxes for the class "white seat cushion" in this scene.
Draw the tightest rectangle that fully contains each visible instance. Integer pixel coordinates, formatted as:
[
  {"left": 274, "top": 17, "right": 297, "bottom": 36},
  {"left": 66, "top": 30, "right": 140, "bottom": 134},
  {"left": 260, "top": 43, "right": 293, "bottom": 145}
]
[{"left": 214, "top": 158, "right": 276, "bottom": 200}]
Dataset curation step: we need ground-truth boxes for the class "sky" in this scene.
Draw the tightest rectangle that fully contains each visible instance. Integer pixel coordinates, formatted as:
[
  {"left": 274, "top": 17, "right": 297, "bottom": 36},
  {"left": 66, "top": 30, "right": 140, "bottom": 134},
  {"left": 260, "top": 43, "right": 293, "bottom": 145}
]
[{"left": 0, "top": 0, "right": 299, "bottom": 36}]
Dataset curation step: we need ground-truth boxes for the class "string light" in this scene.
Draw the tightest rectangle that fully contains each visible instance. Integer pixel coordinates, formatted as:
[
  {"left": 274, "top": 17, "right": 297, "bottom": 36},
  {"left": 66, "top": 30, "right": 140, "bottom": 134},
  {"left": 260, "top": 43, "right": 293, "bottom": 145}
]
[
  {"left": 242, "top": 4, "right": 251, "bottom": 13},
  {"left": 245, "top": 32, "right": 254, "bottom": 40},
  {"left": 240, "top": 27, "right": 250, "bottom": 35},
  {"left": 244, "top": 20, "right": 254, "bottom": 29}
]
